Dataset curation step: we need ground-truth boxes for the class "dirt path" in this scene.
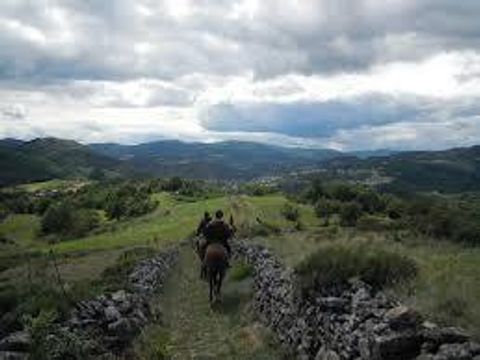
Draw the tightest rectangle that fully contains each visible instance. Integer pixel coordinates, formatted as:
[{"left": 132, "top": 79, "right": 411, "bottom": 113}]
[{"left": 160, "top": 244, "right": 282, "bottom": 360}]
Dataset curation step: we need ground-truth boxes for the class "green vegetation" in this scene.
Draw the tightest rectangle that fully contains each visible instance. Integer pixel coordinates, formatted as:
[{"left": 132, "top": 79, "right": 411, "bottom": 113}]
[
  {"left": 41, "top": 202, "right": 100, "bottom": 238},
  {"left": 295, "top": 241, "right": 417, "bottom": 290},
  {"left": 0, "top": 138, "right": 130, "bottom": 186},
  {"left": 230, "top": 261, "right": 254, "bottom": 282},
  {"left": 2, "top": 173, "right": 480, "bottom": 352}
]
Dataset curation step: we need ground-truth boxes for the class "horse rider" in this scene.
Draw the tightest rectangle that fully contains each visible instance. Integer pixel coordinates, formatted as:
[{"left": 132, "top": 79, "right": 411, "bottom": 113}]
[
  {"left": 195, "top": 211, "right": 212, "bottom": 262},
  {"left": 202, "top": 209, "right": 233, "bottom": 269},
  {"left": 196, "top": 211, "right": 212, "bottom": 237}
]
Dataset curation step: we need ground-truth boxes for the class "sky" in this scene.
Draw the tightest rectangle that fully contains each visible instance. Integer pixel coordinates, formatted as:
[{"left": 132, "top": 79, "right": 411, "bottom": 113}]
[{"left": 1, "top": 0, "right": 480, "bottom": 151}]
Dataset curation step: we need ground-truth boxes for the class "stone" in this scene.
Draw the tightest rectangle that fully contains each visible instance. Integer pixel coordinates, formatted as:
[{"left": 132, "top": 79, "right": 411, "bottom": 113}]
[
  {"left": 0, "top": 332, "right": 30, "bottom": 352},
  {"left": 104, "top": 305, "right": 121, "bottom": 322},
  {"left": 385, "top": 305, "right": 422, "bottom": 330},
  {"left": 111, "top": 290, "right": 128, "bottom": 303},
  {"left": 436, "top": 343, "right": 471, "bottom": 360},
  {"left": 374, "top": 331, "right": 423, "bottom": 359},
  {"left": 107, "top": 318, "right": 133, "bottom": 338},
  {"left": 0, "top": 351, "right": 28, "bottom": 360},
  {"left": 319, "top": 297, "right": 349, "bottom": 313},
  {"left": 315, "top": 346, "right": 341, "bottom": 360},
  {"left": 421, "top": 326, "right": 469, "bottom": 349}
]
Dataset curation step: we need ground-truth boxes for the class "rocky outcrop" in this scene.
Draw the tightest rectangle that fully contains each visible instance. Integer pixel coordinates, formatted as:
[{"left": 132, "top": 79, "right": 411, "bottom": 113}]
[
  {"left": 0, "top": 246, "right": 179, "bottom": 359},
  {"left": 234, "top": 240, "right": 480, "bottom": 360}
]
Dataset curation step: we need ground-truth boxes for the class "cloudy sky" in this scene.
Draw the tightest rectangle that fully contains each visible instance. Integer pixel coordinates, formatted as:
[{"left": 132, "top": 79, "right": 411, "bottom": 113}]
[{"left": 1, "top": 0, "right": 480, "bottom": 150}]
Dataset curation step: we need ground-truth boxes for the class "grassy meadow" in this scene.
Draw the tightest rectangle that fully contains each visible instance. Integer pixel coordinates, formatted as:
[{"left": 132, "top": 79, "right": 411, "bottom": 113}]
[{"left": 2, "top": 181, "right": 480, "bottom": 347}]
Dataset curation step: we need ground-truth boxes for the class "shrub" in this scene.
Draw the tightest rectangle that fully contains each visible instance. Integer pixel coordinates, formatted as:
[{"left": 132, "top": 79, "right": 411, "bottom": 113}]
[
  {"left": 295, "top": 242, "right": 417, "bottom": 290},
  {"left": 41, "top": 202, "right": 75, "bottom": 235},
  {"left": 339, "top": 202, "right": 362, "bottom": 226},
  {"left": 314, "top": 198, "right": 340, "bottom": 225},
  {"left": 70, "top": 209, "right": 101, "bottom": 237},
  {"left": 105, "top": 185, "right": 158, "bottom": 220},
  {"left": 162, "top": 177, "right": 184, "bottom": 192},
  {"left": 305, "top": 178, "right": 325, "bottom": 203},
  {"left": 356, "top": 190, "right": 386, "bottom": 213},
  {"left": 281, "top": 203, "right": 300, "bottom": 222},
  {"left": 41, "top": 203, "right": 100, "bottom": 238}
]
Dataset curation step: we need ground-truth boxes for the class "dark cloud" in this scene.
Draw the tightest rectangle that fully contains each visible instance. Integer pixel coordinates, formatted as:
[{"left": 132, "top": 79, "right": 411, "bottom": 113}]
[
  {"left": 202, "top": 96, "right": 424, "bottom": 138},
  {"left": 1, "top": 0, "right": 480, "bottom": 82}
]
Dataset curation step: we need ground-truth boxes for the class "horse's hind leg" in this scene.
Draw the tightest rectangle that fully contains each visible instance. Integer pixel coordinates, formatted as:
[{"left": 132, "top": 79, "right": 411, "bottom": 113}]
[
  {"left": 216, "top": 270, "right": 224, "bottom": 302},
  {"left": 209, "top": 272, "right": 214, "bottom": 303}
]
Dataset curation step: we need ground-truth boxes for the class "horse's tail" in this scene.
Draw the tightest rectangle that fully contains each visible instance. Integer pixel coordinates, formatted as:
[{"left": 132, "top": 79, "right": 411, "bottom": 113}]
[{"left": 205, "top": 243, "right": 228, "bottom": 274}]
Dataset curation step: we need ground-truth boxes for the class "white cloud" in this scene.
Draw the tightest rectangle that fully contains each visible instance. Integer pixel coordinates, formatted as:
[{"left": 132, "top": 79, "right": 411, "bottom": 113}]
[{"left": 1, "top": 1, "right": 480, "bottom": 150}]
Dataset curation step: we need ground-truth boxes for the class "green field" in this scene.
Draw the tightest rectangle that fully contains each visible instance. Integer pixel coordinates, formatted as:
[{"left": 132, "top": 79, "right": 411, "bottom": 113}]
[{"left": 2, "top": 189, "right": 480, "bottom": 353}]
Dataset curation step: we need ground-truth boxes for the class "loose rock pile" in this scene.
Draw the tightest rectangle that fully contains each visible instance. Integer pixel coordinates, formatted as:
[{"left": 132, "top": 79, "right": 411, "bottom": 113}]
[
  {"left": 234, "top": 240, "right": 480, "bottom": 360},
  {"left": 0, "top": 246, "right": 179, "bottom": 360}
]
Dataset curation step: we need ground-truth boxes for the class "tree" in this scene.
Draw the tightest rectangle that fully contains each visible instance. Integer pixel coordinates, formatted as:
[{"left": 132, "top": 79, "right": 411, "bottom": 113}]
[
  {"left": 281, "top": 202, "right": 300, "bottom": 222},
  {"left": 42, "top": 202, "right": 100, "bottom": 238},
  {"left": 41, "top": 202, "right": 75, "bottom": 235},
  {"left": 329, "top": 183, "right": 358, "bottom": 202},
  {"left": 163, "top": 177, "right": 184, "bottom": 192},
  {"left": 339, "top": 202, "right": 362, "bottom": 226},
  {"left": 305, "top": 179, "right": 325, "bottom": 203},
  {"left": 315, "top": 198, "right": 340, "bottom": 226},
  {"left": 357, "top": 190, "right": 385, "bottom": 213}
]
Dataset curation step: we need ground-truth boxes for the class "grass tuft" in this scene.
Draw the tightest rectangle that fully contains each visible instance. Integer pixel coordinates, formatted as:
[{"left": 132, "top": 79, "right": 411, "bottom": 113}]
[{"left": 230, "top": 261, "right": 254, "bottom": 282}]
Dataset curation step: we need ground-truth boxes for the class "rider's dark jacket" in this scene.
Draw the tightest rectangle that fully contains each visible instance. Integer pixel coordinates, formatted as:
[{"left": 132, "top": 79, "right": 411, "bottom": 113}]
[
  {"left": 203, "top": 219, "right": 233, "bottom": 255},
  {"left": 196, "top": 216, "right": 212, "bottom": 236}
]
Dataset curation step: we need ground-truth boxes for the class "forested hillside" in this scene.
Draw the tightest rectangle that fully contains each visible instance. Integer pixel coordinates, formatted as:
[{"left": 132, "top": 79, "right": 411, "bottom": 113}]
[{"left": 0, "top": 138, "right": 134, "bottom": 186}]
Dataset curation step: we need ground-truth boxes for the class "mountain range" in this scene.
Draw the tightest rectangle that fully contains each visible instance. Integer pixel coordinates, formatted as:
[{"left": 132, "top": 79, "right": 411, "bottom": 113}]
[{"left": 1, "top": 137, "right": 480, "bottom": 192}]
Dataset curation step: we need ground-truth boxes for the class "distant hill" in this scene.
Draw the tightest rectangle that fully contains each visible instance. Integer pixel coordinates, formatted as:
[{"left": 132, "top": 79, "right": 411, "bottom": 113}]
[
  {"left": 0, "top": 138, "right": 133, "bottom": 186},
  {"left": 325, "top": 145, "right": 480, "bottom": 192},
  {"left": 5, "top": 137, "right": 479, "bottom": 192},
  {"left": 90, "top": 140, "right": 344, "bottom": 180}
]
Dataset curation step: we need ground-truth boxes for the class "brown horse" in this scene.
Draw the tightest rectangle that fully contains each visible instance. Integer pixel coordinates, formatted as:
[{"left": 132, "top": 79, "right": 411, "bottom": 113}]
[{"left": 204, "top": 243, "right": 228, "bottom": 304}]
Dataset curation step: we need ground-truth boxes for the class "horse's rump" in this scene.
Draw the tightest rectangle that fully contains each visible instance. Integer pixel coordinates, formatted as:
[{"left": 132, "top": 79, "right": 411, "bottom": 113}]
[{"left": 204, "top": 243, "right": 228, "bottom": 269}]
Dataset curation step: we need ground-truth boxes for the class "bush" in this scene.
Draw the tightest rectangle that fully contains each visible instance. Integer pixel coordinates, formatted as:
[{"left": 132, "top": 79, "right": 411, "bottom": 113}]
[
  {"left": 356, "top": 190, "right": 386, "bottom": 213},
  {"left": 41, "top": 203, "right": 100, "bottom": 238},
  {"left": 281, "top": 203, "right": 300, "bottom": 222},
  {"left": 70, "top": 209, "right": 101, "bottom": 237},
  {"left": 314, "top": 198, "right": 340, "bottom": 225},
  {"left": 295, "top": 242, "right": 417, "bottom": 290},
  {"left": 105, "top": 184, "right": 158, "bottom": 220},
  {"left": 328, "top": 182, "right": 359, "bottom": 202},
  {"left": 339, "top": 202, "right": 362, "bottom": 226},
  {"left": 41, "top": 202, "right": 75, "bottom": 235}
]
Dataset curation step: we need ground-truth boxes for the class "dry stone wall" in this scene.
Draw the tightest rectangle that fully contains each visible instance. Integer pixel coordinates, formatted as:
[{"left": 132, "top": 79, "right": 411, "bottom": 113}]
[
  {"left": 234, "top": 240, "right": 480, "bottom": 360},
  {"left": 0, "top": 246, "right": 179, "bottom": 360}
]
